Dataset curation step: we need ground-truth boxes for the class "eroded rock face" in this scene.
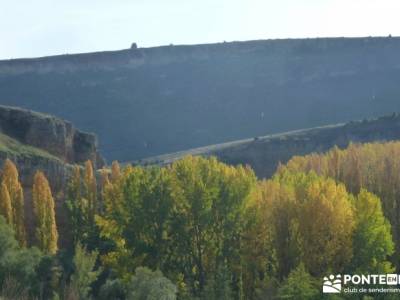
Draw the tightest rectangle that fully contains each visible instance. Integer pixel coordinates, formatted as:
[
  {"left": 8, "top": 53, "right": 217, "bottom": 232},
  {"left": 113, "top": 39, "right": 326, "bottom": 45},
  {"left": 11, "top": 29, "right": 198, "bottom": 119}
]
[
  {"left": 0, "top": 105, "right": 104, "bottom": 167},
  {"left": 0, "top": 106, "right": 106, "bottom": 247}
]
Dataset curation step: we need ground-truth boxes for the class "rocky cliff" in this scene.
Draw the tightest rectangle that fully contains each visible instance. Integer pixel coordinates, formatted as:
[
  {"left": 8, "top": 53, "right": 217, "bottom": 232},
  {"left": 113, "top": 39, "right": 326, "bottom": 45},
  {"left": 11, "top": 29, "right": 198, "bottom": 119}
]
[
  {"left": 0, "top": 106, "right": 104, "bottom": 246},
  {"left": 1, "top": 37, "right": 400, "bottom": 161},
  {"left": 133, "top": 114, "right": 400, "bottom": 178},
  {"left": 0, "top": 105, "right": 104, "bottom": 168}
]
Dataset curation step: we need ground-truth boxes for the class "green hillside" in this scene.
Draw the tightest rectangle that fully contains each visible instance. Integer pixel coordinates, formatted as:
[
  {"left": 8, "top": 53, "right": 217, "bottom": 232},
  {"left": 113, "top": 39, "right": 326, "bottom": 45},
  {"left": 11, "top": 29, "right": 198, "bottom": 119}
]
[{"left": 0, "top": 132, "right": 58, "bottom": 160}]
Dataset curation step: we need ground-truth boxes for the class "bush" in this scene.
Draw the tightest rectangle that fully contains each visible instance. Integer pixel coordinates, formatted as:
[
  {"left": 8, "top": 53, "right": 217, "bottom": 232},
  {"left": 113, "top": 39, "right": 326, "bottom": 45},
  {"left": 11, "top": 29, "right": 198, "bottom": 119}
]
[{"left": 127, "top": 267, "right": 177, "bottom": 300}]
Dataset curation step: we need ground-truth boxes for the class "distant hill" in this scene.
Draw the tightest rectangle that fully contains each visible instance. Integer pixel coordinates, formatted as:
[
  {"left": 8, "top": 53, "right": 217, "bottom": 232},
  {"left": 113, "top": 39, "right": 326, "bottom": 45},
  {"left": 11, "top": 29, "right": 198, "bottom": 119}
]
[
  {"left": 1, "top": 36, "right": 400, "bottom": 161},
  {"left": 132, "top": 114, "right": 400, "bottom": 178}
]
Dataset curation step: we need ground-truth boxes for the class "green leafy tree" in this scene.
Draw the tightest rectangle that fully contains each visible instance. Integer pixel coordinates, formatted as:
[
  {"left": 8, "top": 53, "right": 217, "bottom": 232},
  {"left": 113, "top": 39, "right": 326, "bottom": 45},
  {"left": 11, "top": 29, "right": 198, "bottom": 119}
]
[
  {"left": 203, "top": 262, "right": 233, "bottom": 300},
  {"left": 0, "top": 215, "right": 42, "bottom": 296},
  {"left": 96, "top": 166, "right": 176, "bottom": 280},
  {"left": 98, "top": 278, "right": 125, "bottom": 300},
  {"left": 350, "top": 190, "right": 394, "bottom": 273},
  {"left": 127, "top": 267, "right": 177, "bottom": 300},
  {"left": 34, "top": 255, "right": 63, "bottom": 300},
  {"left": 66, "top": 165, "right": 86, "bottom": 247},
  {"left": 170, "top": 156, "right": 256, "bottom": 294},
  {"left": 70, "top": 242, "right": 102, "bottom": 300},
  {"left": 66, "top": 163, "right": 99, "bottom": 247},
  {"left": 277, "top": 263, "right": 319, "bottom": 300},
  {"left": 97, "top": 156, "right": 256, "bottom": 299},
  {"left": 84, "top": 160, "right": 97, "bottom": 226}
]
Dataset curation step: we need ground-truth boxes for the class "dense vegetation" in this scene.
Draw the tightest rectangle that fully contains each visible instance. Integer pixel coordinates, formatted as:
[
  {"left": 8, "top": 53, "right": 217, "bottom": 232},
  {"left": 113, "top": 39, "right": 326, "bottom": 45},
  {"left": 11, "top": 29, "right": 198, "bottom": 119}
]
[
  {"left": 282, "top": 142, "right": 400, "bottom": 272},
  {"left": 2, "top": 37, "right": 400, "bottom": 161},
  {"left": 1, "top": 142, "right": 400, "bottom": 299}
]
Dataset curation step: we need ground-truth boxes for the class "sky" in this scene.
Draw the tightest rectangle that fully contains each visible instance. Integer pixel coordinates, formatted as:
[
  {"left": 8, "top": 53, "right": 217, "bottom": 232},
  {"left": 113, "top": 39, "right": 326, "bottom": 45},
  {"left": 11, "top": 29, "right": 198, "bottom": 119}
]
[{"left": 1, "top": 0, "right": 399, "bottom": 59}]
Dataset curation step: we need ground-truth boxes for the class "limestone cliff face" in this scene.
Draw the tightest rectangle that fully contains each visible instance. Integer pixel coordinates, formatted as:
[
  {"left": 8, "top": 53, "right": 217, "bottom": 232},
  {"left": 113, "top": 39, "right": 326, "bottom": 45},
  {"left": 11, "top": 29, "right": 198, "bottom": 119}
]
[
  {"left": 0, "top": 105, "right": 105, "bottom": 247},
  {"left": 0, "top": 105, "right": 104, "bottom": 168},
  {"left": 134, "top": 114, "right": 400, "bottom": 178}
]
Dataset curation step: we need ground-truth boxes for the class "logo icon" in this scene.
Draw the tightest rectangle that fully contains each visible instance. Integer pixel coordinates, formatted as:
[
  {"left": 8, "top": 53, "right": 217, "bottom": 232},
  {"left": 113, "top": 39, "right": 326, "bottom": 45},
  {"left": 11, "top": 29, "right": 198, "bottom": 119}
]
[{"left": 323, "top": 274, "right": 342, "bottom": 293}]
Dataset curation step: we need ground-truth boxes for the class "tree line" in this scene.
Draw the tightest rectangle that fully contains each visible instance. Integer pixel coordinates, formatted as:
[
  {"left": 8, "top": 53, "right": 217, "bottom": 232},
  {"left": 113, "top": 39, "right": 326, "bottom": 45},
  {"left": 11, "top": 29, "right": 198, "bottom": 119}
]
[{"left": 0, "top": 142, "right": 399, "bottom": 299}]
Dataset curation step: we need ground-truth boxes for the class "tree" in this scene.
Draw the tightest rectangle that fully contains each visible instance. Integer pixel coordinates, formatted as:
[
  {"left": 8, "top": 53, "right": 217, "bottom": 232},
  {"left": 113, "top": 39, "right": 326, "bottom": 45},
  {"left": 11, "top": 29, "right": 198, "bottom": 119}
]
[
  {"left": 169, "top": 156, "right": 256, "bottom": 295},
  {"left": 250, "top": 171, "right": 354, "bottom": 279},
  {"left": 70, "top": 243, "right": 102, "bottom": 300},
  {"left": 127, "top": 267, "right": 177, "bottom": 300},
  {"left": 277, "top": 263, "right": 318, "bottom": 300},
  {"left": 66, "top": 163, "right": 98, "bottom": 247},
  {"left": 84, "top": 160, "right": 97, "bottom": 226},
  {"left": 1, "top": 159, "right": 25, "bottom": 246},
  {"left": 0, "top": 182, "right": 12, "bottom": 224},
  {"left": 242, "top": 180, "right": 277, "bottom": 299},
  {"left": 294, "top": 175, "right": 354, "bottom": 276},
  {"left": 111, "top": 161, "right": 121, "bottom": 183},
  {"left": 32, "top": 171, "right": 58, "bottom": 254},
  {"left": 97, "top": 166, "right": 176, "bottom": 281},
  {"left": 282, "top": 141, "right": 400, "bottom": 269},
  {"left": 0, "top": 215, "right": 42, "bottom": 295},
  {"left": 66, "top": 165, "right": 87, "bottom": 247},
  {"left": 203, "top": 262, "right": 233, "bottom": 300},
  {"left": 98, "top": 278, "right": 125, "bottom": 300},
  {"left": 350, "top": 190, "right": 394, "bottom": 273},
  {"left": 97, "top": 156, "right": 256, "bottom": 298}
]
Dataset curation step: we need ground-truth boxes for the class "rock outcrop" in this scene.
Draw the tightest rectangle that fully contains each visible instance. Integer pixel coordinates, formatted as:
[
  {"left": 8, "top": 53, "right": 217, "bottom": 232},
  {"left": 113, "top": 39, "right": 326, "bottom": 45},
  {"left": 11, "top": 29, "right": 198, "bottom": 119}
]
[
  {"left": 0, "top": 105, "right": 104, "bottom": 168},
  {"left": 0, "top": 106, "right": 105, "bottom": 247}
]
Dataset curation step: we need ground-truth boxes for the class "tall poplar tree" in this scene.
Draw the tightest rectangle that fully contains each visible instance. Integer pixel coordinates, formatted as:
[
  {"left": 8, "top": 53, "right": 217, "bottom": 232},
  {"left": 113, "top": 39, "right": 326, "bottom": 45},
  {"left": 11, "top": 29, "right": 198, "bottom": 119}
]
[
  {"left": 32, "top": 171, "right": 58, "bottom": 254},
  {"left": 110, "top": 161, "right": 121, "bottom": 183},
  {"left": 84, "top": 160, "right": 97, "bottom": 225},
  {"left": 2, "top": 159, "right": 25, "bottom": 246},
  {"left": 66, "top": 165, "right": 86, "bottom": 246},
  {"left": 0, "top": 182, "right": 12, "bottom": 224}
]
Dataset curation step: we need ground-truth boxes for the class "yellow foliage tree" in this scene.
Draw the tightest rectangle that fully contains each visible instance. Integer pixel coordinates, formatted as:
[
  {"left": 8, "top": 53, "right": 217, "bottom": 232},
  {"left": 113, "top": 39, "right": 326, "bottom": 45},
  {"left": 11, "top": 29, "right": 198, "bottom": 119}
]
[
  {"left": 282, "top": 141, "right": 400, "bottom": 268},
  {"left": 2, "top": 159, "right": 26, "bottom": 246},
  {"left": 0, "top": 182, "right": 12, "bottom": 224},
  {"left": 110, "top": 161, "right": 121, "bottom": 183},
  {"left": 84, "top": 160, "right": 97, "bottom": 225},
  {"left": 32, "top": 171, "right": 58, "bottom": 254},
  {"left": 247, "top": 171, "right": 354, "bottom": 279}
]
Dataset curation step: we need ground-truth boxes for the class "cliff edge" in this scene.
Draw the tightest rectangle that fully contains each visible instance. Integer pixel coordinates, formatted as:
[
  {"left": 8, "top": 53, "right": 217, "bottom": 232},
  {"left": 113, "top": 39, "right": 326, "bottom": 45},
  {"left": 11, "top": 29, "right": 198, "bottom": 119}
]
[{"left": 0, "top": 105, "right": 104, "bottom": 168}]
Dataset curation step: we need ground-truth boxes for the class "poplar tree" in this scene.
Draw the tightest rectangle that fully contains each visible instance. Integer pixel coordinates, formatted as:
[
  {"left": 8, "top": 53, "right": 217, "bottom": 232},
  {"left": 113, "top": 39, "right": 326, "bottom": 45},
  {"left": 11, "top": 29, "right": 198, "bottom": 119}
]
[
  {"left": 350, "top": 190, "right": 394, "bottom": 273},
  {"left": 0, "top": 182, "right": 12, "bottom": 224},
  {"left": 2, "top": 159, "right": 26, "bottom": 246},
  {"left": 110, "top": 161, "right": 121, "bottom": 183},
  {"left": 283, "top": 141, "right": 400, "bottom": 268},
  {"left": 84, "top": 160, "right": 97, "bottom": 225},
  {"left": 32, "top": 171, "right": 58, "bottom": 254},
  {"left": 66, "top": 165, "right": 87, "bottom": 246}
]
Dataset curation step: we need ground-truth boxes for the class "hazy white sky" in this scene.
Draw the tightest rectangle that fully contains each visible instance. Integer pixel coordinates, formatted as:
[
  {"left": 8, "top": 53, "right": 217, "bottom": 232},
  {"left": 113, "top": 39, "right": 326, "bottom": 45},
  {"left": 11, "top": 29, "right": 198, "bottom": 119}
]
[{"left": 1, "top": 0, "right": 399, "bottom": 59}]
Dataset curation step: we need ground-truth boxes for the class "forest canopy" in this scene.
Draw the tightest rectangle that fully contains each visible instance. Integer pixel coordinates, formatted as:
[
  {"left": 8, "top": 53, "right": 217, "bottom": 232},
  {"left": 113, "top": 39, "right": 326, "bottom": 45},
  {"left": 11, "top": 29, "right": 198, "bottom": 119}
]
[{"left": 0, "top": 142, "right": 399, "bottom": 299}]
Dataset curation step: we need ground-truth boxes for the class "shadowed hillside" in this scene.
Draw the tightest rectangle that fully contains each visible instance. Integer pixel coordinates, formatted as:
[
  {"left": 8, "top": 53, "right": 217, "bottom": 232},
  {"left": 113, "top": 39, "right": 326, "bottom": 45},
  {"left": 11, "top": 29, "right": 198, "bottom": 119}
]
[
  {"left": 1, "top": 36, "right": 400, "bottom": 161},
  {"left": 133, "top": 114, "right": 400, "bottom": 178}
]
